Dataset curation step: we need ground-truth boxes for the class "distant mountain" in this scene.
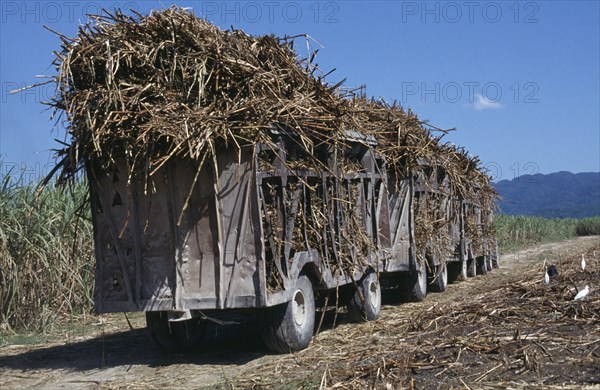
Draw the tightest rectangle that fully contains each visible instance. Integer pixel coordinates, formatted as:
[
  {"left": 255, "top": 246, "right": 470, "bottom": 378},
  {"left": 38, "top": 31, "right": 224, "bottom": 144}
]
[{"left": 493, "top": 171, "right": 600, "bottom": 218}]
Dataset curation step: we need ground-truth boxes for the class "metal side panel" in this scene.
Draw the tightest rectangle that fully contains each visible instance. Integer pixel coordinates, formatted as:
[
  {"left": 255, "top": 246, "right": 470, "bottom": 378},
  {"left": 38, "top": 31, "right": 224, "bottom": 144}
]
[
  {"left": 170, "top": 148, "right": 261, "bottom": 310},
  {"left": 90, "top": 163, "right": 177, "bottom": 313},
  {"left": 90, "top": 148, "right": 263, "bottom": 314},
  {"left": 212, "top": 149, "right": 261, "bottom": 309},
  {"left": 383, "top": 178, "right": 412, "bottom": 272},
  {"left": 164, "top": 158, "right": 218, "bottom": 310}
]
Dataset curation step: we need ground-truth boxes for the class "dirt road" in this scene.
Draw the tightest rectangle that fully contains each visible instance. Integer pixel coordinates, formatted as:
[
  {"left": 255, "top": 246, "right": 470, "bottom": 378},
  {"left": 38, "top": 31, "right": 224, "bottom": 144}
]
[{"left": 1, "top": 236, "right": 599, "bottom": 389}]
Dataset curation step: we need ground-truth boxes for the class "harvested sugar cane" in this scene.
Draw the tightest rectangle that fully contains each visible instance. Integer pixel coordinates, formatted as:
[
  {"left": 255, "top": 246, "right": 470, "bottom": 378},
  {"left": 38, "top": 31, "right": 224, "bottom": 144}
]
[{"left": 42, "top": 7, "right": 497, "bottom": 281}]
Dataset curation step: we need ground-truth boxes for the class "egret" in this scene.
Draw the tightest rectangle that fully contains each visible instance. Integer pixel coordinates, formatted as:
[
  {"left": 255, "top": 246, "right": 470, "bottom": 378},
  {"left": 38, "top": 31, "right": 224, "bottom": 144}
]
[
  {"left": 543, "top": 258, "right": 550, "bottom": 284},
  {"left": 581, "top": 254, "right": 586, "bottom": 271},
  {"left": 574, "top": 285, "right": 590, "bottom": 301}
]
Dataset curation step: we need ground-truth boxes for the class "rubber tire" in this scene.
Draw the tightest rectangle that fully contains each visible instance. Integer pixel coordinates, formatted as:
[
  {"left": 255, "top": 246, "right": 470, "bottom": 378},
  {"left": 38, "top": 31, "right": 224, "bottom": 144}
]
[
  {"left": 485, "top": 255, "right": 493, "bottom": 272},
  {"left": 347, "top": 272, "right": 382, "bottom": 322},
  {"left": 146, "top": 311, "right": 206, "bottom": 353},
  {"left": 467, "top": 258, "right": 477, "bottom": 277},
  {"left": 261, "top": 274, "right": 315, "bottom": 354},
  {"left": 402, "top": 259, "right": 427, "bottom": 302},
  {"left": 492, "top": 243, "right": 500, "bottom": 269},
  {"left": 447, "top": 260, "right": 467, "bottom": 283},
  {"left": 428, "top": 261, "right": 448, "bottom": 292},
  {"left": 476, "top": 256, "right": 488, "bottom": 275}
]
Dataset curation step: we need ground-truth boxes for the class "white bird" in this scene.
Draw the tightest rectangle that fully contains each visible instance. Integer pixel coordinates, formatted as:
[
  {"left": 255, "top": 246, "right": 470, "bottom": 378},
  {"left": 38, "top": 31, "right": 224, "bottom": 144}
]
[
  {"left": 543, "top": 258, "right": 550, "bottom": 284},
  {"left": 581, "top": 254, "right": 586, "bottom": 271},
  {"left": 574, "top": 285, "right": 590, "bottom": 301}
]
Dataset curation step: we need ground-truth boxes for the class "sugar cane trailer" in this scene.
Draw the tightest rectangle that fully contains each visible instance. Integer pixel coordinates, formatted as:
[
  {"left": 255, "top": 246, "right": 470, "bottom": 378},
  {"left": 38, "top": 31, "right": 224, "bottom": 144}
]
[{"left": 88, "top": 128, "right": 497, "bottom": 354}]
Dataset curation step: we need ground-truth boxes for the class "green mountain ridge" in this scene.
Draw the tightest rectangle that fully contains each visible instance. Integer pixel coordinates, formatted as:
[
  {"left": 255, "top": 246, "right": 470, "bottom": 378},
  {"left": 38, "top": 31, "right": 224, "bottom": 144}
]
[{"left": 493, "top": 171, "right": 600, "bottom": 218}]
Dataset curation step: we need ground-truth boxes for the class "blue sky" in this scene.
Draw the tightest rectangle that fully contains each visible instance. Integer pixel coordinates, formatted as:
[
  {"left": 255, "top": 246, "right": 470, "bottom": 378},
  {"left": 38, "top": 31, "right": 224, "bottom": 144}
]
[{"left": 1, "top": 1, "right": 599, "bottom": 182}]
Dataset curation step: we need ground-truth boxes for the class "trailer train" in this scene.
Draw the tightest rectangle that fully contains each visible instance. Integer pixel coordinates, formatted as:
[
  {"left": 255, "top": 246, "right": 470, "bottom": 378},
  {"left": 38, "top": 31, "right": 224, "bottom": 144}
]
[{"left": 88, "top": 129, "right": 498, "bottom": 353}]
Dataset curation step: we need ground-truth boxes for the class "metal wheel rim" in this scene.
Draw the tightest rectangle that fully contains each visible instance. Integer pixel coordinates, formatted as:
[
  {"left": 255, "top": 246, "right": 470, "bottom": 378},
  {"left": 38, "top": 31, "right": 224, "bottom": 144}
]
[
  {"left": 418, "top": 263, "right": 426, "bottom": 289},
  {"left": 442, "top": 264, "right": 448, "bottom": 285},
  {"left": 368, "top": 280, "right": 379, "bottom": 307},
  {"left": 292, "top": 289, "right": 306, "bottom": 326}
]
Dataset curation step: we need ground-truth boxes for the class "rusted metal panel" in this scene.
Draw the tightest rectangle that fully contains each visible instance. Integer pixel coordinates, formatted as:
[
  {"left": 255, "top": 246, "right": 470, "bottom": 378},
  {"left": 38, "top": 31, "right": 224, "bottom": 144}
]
[
  {"left": 90, "top": 162, "right": 179, "bottom": 312},
  {"left": 384, "top": 176, "right": 412, "bottom": 272},
  {"left": 90, "top": 147, "right": 263, "bottom": 313}
]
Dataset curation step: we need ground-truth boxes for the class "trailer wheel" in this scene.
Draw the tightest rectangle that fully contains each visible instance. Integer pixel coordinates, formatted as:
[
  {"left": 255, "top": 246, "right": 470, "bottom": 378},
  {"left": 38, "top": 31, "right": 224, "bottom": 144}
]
[
  {"left": 447, "top": 260, "right": 467, "bottom": 283},
  {"left": 485, "top": 255, "right": 493, "bottom": 272},
  {"left": 428, "top": 261, "right": 448, "bottom": 292},
  {"left": 146, "top": 311, "right": 206, "bottom": 353},
  {"left": 476, "top": 256, "right": 488, "bottom": 275},
  {"left": 467, "top": 257, "right": 477, "bottom": 277},
  {"left": 492, "top": 243, "right": 500, "bottom": 269},
  {"left": 261, "top": 274, "right": 315, "bottom": 354},
  {"left": 347, "top": 272, "right": 381, "bottom": 322},
  {"left": 400, "top": 259, "right": 427, "bottom": 302}
]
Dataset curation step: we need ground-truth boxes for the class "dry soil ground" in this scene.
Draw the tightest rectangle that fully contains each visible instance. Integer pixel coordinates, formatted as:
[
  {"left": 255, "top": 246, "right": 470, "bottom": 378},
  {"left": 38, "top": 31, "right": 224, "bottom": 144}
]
[{"left": 1, "top": 236, "right": 599, "bottom": 389}]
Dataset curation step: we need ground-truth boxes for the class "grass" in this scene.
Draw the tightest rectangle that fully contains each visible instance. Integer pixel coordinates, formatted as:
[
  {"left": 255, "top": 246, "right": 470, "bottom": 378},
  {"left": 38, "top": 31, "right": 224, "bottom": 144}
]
[
  {"left": 0, "top": 163, "right": 95, "bottom": 334},
  {"left": 495, "top": 214, "right": 600, "bottom": 251},
  {"left": 0, "top": 331, "right": 46, "bottom": 347},
  {"left": 575, "top": 217, "right": 600, "bottom": 236}
]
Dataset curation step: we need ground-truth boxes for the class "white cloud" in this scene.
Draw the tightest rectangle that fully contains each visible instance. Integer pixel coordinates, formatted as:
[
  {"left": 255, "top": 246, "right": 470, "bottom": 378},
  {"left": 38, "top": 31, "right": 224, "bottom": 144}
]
[{"left": 467, "top": 93, "right": 504, "bottom": 111}]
